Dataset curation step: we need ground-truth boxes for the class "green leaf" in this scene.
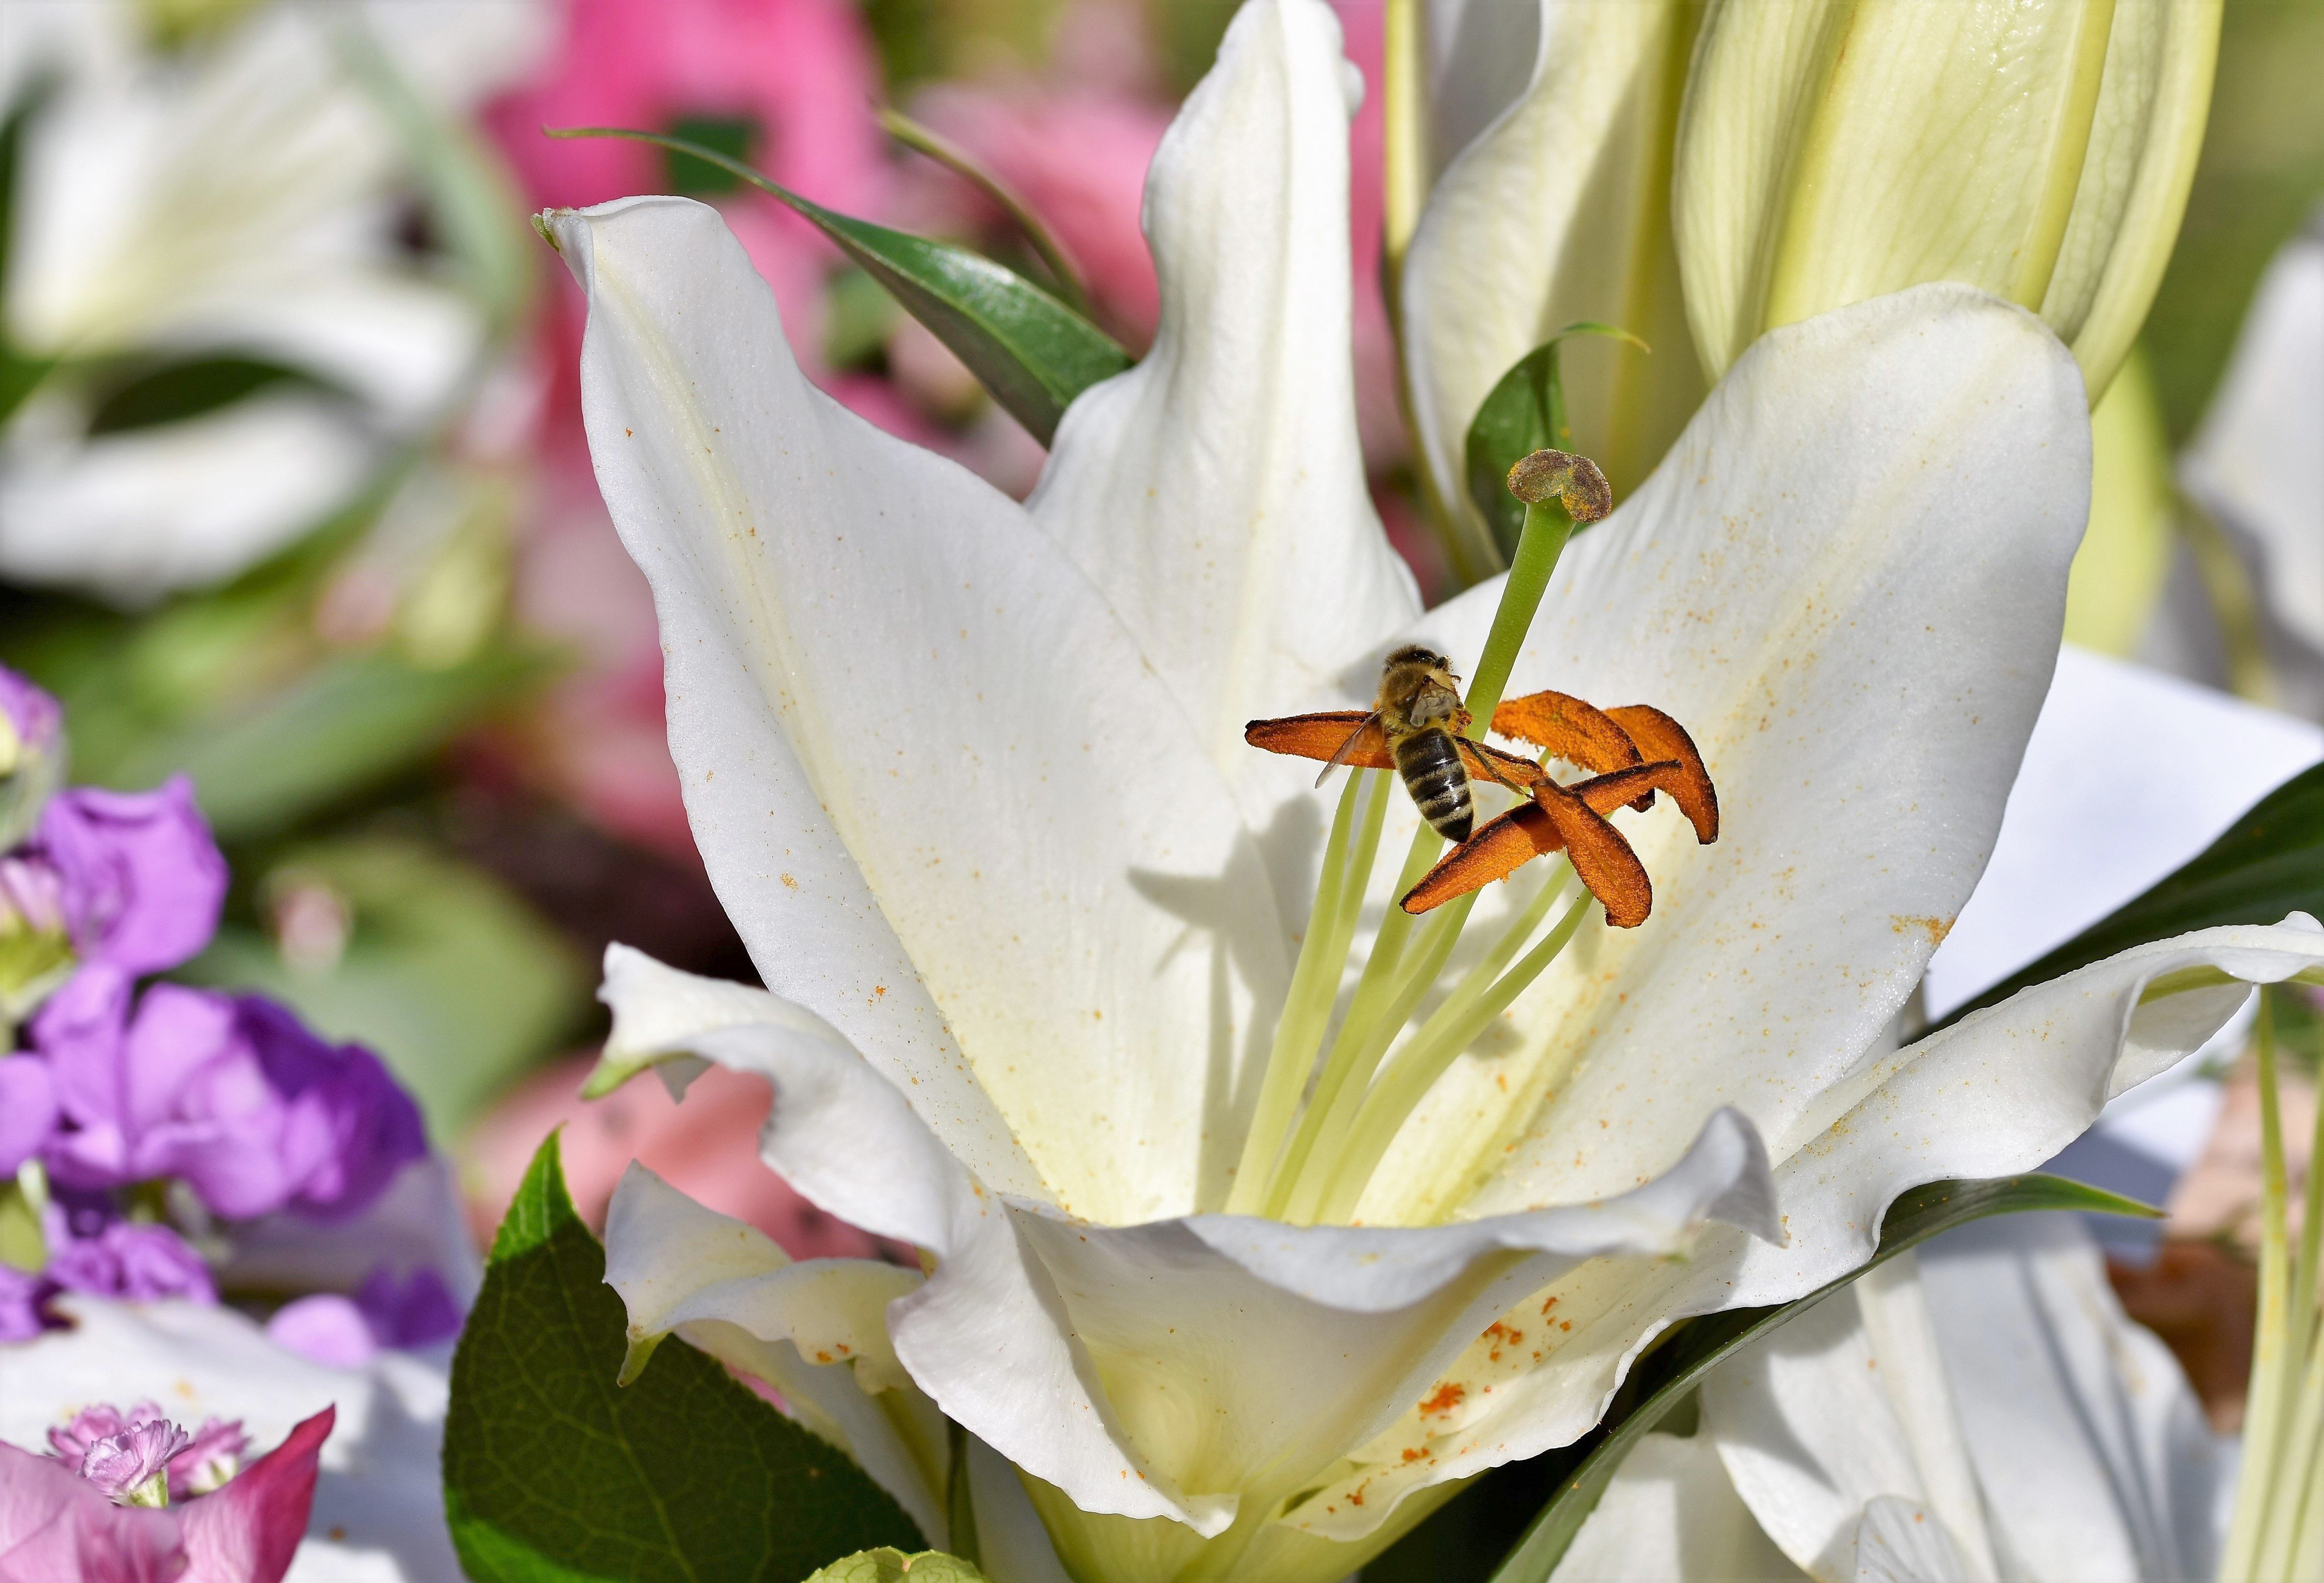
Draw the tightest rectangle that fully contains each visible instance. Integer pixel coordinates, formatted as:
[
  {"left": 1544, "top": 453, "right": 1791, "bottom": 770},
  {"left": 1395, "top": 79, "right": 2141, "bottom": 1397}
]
[
  {"left": 1464, "top": 324, "right": 1649, "bottom": 560},
  {"left": 444, "top": 1134, "right": 925, "bottom": 1582},
  {"left": 547, "top": 128, "right": 1132, "bottom": 446},
  {"left": 179, "top": 838, "right": 587, "bottom": 1141},
  {"left": 804, "top": 1552, "right": 988, "bottom": 1583},
  {"left": 1937, "top": 760, "right": 2324, "bottom": 1029},
  {"left": 1483, "top": 1174, "right": 2156, "bottom": 1583}
]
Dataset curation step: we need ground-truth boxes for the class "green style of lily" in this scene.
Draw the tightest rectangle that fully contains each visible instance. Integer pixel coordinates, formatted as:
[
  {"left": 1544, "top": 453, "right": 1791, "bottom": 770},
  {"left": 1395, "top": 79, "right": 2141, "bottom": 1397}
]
[{"left": 534, "top": 2, "right": 2318, "bottom": 1579}]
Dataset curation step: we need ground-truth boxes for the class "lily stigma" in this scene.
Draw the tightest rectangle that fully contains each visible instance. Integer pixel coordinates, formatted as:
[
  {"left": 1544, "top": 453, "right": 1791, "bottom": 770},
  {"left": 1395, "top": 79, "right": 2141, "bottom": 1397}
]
[{"left": 1236, "top": 448, "right": 1720, "bottom": 1230}]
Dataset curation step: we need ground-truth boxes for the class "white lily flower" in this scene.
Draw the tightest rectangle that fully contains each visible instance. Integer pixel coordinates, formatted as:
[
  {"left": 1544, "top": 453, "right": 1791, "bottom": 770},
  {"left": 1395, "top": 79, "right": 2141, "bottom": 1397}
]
[
  {"left": 1674, "top": 0, "right": 2222, "bottom": 403},
  {"left": 534, "top": 1, "right": 2318, "bottom": 1575},
  {"left": 0, "top": 1293, "right": 458, "bottom": 1581},
  {"left": 1556, "top": 1214, "right": 2225, "bottom": 1583},
  {"left": 0, "top": 0, "right": 544, "bottom": 605}
]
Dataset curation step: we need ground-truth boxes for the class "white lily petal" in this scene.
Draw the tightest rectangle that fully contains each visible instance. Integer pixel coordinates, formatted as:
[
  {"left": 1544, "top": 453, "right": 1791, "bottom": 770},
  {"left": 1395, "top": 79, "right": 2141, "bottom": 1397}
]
[
  {"left": 602, "top": 1164, "right": 944, "bottom": 1541},
  {"left": 1728, "top": 915, "right": 2324, "bottom": 1310},
  {"left": 1547, "top": 1432, "right": 1805, "bottom": 1583},
  {"left": 1702, "top": 1255, "right": 1999, "bottom": 1580},
  {"left": 1853, "top": 1496, "right": 1966, "bottom": 1583},
  {"left": 0, "top": 1295, "right": 455, "bottom": 1582},
  {"left": 1923, "top": 645, "right": 2323, "bottom": 1021},
  {"left": 604, "top": 1163, "right": 919, "bottom": 1390},
  {"left": 1918, "top": 1215, "right": 2224, "bottom": 1582},
  {"left": 1370, "top": 284, "right": 2091, "bottom": 1224},
  {"left": 1030, "top": 0, "right": 1417, "bottom": 801},
  {"left": 598, "top": 946, "right": 1209, "bottom": 1530},
  {"left": 2184, "top": 236, "right": 2324, "bottom": 655},
  {"left": 603, "top": 948, "right": 1777, "bottom": 1544},
  {"left": 1422, "top": 0, "right": 1541, "bottom": 177},
  {"left": 0, "top": 387, "right": 374, "bottom": 605},
  {"left": 556, "top": 195, "right": 1296, "bottom": 1221},
  {"left": 1403, "top": 0, "right": 1707, "bottom": 557}
]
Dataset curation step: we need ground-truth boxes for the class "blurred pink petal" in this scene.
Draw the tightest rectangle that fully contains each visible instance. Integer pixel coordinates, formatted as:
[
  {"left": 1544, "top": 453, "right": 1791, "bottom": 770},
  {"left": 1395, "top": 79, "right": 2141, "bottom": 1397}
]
[
  {"left": 176, "top": 1408, "right": 331, "bottom": 1583},
  {"left": 0, "top": 1442, "right": 183, "bottom": 1583},
  {"left": 464, "top": 1055, "right": 895, "bottom": 1265}
]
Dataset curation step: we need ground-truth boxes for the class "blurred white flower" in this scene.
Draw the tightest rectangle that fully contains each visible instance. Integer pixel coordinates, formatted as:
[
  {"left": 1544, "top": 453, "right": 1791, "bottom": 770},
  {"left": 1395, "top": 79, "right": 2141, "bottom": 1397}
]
[
  {"left": 1554, "top": 1215, "right": 2224, "bottom": 1582},
  {"left": 0, "top": 0, "right": 544, "bottom": 605}
]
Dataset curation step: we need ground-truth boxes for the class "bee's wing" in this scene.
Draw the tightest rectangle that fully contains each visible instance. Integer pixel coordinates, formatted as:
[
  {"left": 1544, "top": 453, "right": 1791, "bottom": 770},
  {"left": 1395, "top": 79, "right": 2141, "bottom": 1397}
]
[
  {"left": 1314, "top": 712, "right": 1390, "bottom": 787},
  {"left": 1240, "top": 711, "right": 1390, "bottom": 784}
]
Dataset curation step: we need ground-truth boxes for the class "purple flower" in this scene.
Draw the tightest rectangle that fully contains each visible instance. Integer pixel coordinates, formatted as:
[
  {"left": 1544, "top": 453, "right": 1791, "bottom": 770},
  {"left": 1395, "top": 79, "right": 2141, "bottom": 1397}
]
[
  {"left": 76, "top": 1419, "right": 190, "bottom": 1507},
  {"left": 265, "top": 1262, "right": 462, "bottom": 1366},
  {"left": 0, "top": 667, "right": 64, "bottom": 852},
  {"left": 0, "top": 1055, "right": 58, "bottom": 1176},
  {"left": 48, "top": 1404, "right": 247, "bottom": 1503},
  {"left": 39, "top": 982, "right": 426, "bottom": 1224},
  {"left": 32, "top": 777, "right": 226, "bottom": 978},
  {"left": 42, "top": 1207, "right": 218, "bottom": 1306}
]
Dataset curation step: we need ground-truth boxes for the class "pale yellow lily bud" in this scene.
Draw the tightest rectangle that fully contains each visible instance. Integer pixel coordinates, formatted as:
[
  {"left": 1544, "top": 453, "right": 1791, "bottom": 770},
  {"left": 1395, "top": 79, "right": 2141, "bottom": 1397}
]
[{"left": 1673, "top": 0, "right": 2221, "bottom": 402}]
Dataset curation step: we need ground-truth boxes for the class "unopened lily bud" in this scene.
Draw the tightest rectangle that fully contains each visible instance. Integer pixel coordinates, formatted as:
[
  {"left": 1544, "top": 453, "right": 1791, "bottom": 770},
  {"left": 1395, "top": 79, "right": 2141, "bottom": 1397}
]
[
  {"left": 1674, "top": 0, "right": 2221, "bottom": 401},
  {"left": 1507, "top": 449, "right": 1614, "bottom": 524},
  {"left": 0, "top": 667, "right": 63, "bottom": 850}
]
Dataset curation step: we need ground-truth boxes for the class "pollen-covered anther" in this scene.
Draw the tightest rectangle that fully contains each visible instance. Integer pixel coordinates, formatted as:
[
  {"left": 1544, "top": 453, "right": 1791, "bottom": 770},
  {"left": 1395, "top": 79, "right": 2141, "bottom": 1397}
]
[{"left": 1505, "top": 448, "right": 1613, "bottom": 524}]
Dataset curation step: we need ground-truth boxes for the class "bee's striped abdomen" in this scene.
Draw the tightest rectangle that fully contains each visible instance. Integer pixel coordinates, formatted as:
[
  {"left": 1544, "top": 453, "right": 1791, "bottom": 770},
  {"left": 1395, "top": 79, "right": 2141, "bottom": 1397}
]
[{"left": 1394, "top": 729, "right": 1472, "bottom": 843}]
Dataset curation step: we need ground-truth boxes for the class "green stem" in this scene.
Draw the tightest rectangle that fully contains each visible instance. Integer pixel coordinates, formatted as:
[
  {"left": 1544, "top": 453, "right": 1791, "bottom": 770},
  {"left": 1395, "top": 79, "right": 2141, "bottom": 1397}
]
[
  {"left": 2224, "top": 989, "right": 2294, "bottom": 1580},
  {"left": 1463, "top": 502, "right": 1575, "bottom": 734},
  {"left": 1319, "top": 879, "right": 1591, "bottom": 1225},
  {"left": 2257, "top": 1005, "right": 2324, "bottom": 1578},
  {"left": 1226, "top": 770, "right": 1390, "bottom": 1214}
]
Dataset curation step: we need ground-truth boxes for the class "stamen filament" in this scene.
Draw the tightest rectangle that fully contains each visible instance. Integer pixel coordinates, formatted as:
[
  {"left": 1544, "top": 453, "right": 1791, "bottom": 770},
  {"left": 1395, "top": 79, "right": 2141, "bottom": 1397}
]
[
  {"left": 1318, "top": 875, "right": 1591, "bottom": 1225},
  {"left": 1258, "top": 833, "right": 1452, "bottom": 1219},
  {"left": 1226, "top": 769, "right": 1391, "bottom": 1213},
  {"left": 1275, "top": 893, "right": 1481, "bottom": 1228}
]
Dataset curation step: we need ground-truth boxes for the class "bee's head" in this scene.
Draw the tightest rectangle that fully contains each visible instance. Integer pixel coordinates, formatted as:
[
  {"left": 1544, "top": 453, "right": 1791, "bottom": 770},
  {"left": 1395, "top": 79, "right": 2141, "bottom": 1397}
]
[{"left": 1383, "top": 644, "right": 1450, "bottom": 672}]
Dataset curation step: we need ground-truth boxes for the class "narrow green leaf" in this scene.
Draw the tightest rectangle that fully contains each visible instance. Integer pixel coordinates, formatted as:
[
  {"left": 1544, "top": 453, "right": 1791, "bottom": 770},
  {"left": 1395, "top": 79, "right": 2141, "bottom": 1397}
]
[
  {"left": 1464, "top": 324, "right": 1649, "bottom": 560},
  {"left": 1484, "top": 1174, "right": 2156, "bottom": 1583},
  {"left": 1938, "top": 760, "right": 2324, "bottom": 1029},
  {"left": 548, "top": 128, "right": 1132, "bottom": 446},
  {"left": 443, "top": 1133, "right": 925, "bottom": 1582}
]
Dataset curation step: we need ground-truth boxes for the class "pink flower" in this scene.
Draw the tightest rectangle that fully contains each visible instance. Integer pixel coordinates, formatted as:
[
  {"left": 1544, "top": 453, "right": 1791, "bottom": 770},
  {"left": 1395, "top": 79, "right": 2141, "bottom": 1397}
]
[
  {"left": 486, "top": 0, "right": 887, "bottom": 390},
  {"left": 0, "top": 1408, "right": 330, "bottom": 1582}
]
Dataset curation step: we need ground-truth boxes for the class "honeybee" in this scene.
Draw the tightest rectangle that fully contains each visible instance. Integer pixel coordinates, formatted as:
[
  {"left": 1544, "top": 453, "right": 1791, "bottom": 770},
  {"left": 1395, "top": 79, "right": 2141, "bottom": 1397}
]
[
  {"left": 1245, "top": 658, "right": 1721, "bottom": 928},
  {"left": 1310, "top": 646, "right": 1519, "bottom": 842}
]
